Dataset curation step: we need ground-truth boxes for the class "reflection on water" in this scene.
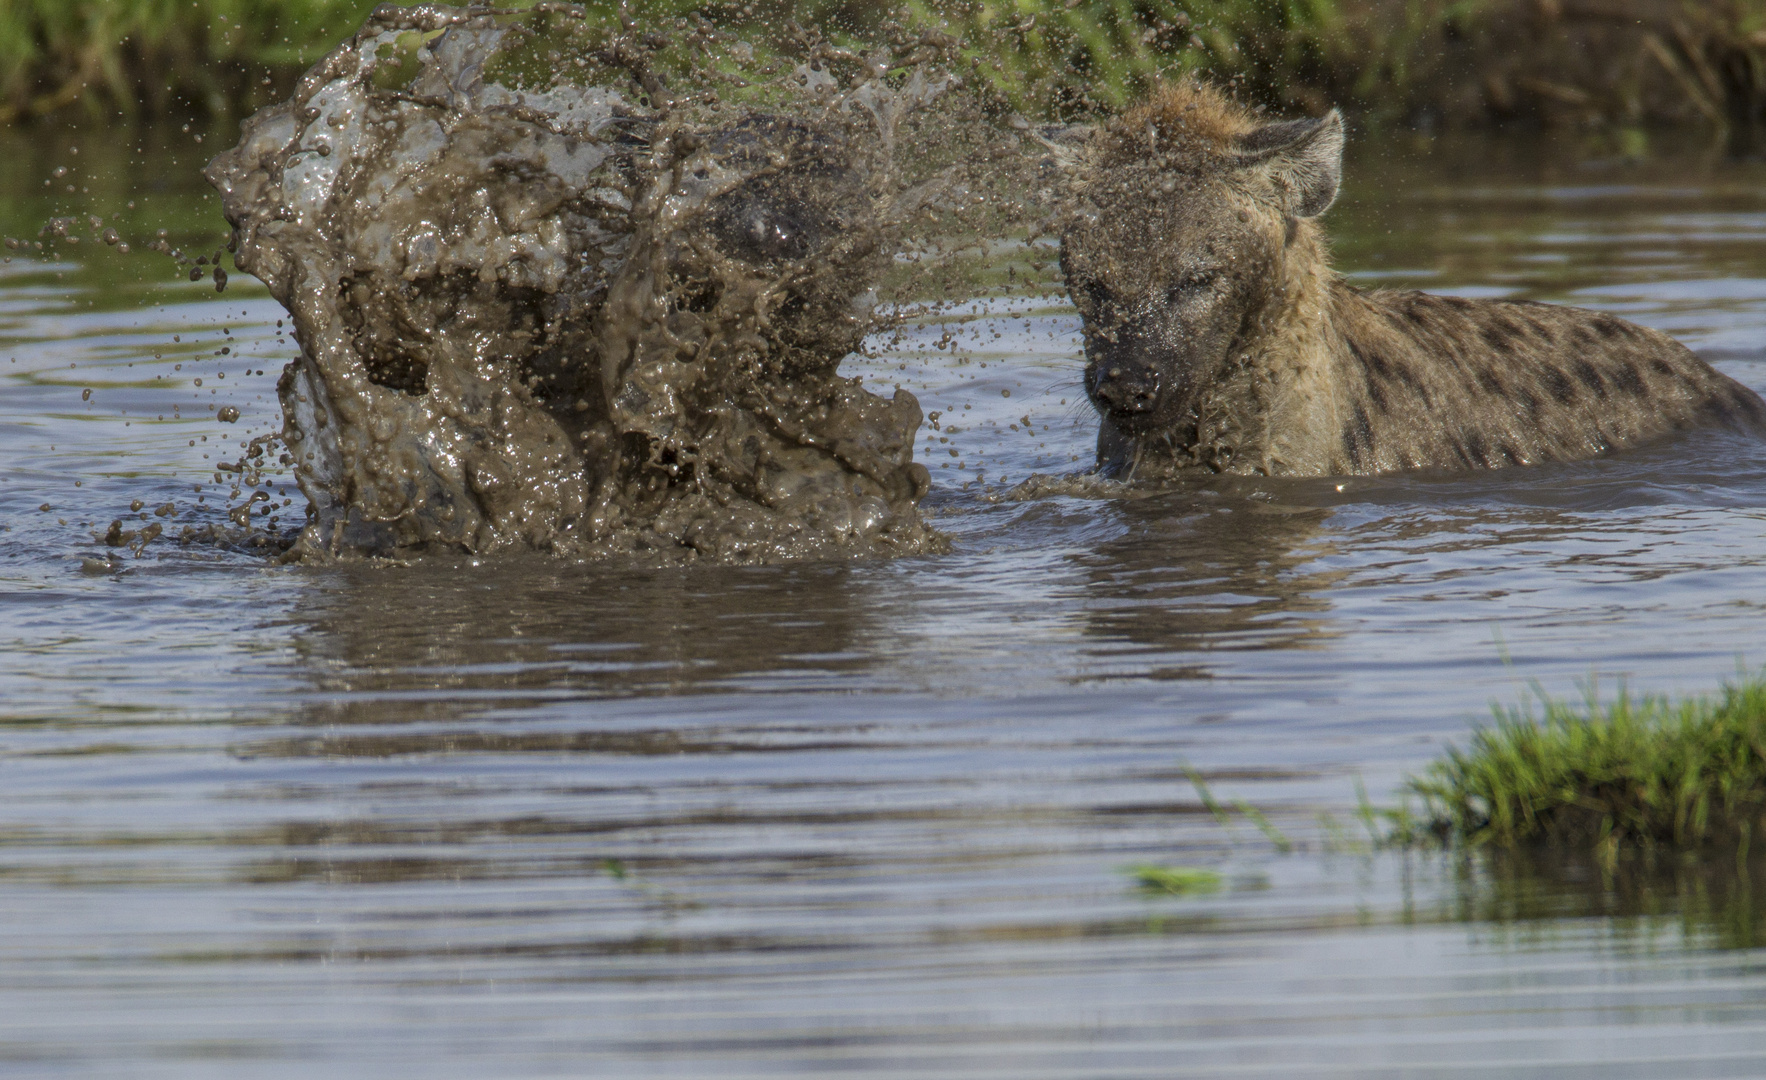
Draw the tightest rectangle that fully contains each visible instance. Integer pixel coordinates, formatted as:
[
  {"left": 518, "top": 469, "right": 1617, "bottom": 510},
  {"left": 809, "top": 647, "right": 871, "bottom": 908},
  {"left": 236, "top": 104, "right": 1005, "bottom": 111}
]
[
  {"left": 1073, "top": 492, "right": 1342, "bottom": 664},
  {"left": 8, "top": 126, "right": 1766, "bottom": 1074},
  {"left": 1453, "top": 848, "right": 1766, "bottom": 953},
  {"left": 277, "top": 560, "right": 892, "bottom": 724}
]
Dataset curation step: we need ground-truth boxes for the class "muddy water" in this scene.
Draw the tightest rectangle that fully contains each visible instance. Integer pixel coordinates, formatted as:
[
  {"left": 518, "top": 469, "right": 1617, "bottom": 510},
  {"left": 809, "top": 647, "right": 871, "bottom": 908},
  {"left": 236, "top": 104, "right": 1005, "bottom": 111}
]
[{"left": 8, "top": 122, "right": 1766, "bottom": 1076}]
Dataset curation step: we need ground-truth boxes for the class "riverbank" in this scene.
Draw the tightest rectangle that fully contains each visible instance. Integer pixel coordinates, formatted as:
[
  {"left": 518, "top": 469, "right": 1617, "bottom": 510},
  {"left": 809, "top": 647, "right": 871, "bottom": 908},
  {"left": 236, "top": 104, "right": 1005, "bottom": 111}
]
[{"left": 5, "top": 1, "right": 1766, "bottom": 133}]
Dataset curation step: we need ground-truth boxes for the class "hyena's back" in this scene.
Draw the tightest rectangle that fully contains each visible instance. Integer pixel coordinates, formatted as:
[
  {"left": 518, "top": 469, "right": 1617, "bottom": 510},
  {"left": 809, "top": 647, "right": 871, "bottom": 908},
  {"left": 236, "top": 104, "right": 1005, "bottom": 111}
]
[{"left": 1327, "top": 289, "right": 1766, "bottom": 473}]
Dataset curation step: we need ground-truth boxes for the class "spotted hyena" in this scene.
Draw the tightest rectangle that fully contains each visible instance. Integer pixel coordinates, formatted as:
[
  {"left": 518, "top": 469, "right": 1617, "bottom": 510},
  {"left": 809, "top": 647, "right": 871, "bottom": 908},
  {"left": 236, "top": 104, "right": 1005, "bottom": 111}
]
[{"left": 1054, "top": 83, "right": 1766, "bottom": 477}]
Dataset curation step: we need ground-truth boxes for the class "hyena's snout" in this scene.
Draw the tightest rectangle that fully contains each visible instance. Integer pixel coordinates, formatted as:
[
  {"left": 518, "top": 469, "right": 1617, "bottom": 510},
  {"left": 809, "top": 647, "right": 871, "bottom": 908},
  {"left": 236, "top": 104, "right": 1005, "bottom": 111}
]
[
  {"left": 1088, "top": 360, "right": 1162, "bottom": 418},
  {"left": 1084, "top": 320, "right": 1174, "bottom": 429}
]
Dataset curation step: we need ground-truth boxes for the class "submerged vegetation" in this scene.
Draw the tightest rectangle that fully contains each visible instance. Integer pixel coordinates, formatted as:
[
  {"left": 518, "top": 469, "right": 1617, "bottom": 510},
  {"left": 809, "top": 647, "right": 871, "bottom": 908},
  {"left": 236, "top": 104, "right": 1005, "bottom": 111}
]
[
  {"left": 1405, "top": 678, "right": 1766, "bottom": 853},
  {"left": 1126, "top": 864, "right": 1224, "bottom": 894},
  {"left": 9, "top": 1, "right": 1766, "bottom": 130}
]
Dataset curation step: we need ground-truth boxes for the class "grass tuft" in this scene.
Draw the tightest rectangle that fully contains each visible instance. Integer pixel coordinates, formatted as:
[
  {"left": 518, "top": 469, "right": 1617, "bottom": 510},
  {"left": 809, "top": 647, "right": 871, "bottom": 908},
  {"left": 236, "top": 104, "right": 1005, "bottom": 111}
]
[
  {"left": 1404, "top": 678, "right": 1766, "bottom": 852},
  {"left": 1125, "top": 864, "right": 1224, "bottom": 895}
]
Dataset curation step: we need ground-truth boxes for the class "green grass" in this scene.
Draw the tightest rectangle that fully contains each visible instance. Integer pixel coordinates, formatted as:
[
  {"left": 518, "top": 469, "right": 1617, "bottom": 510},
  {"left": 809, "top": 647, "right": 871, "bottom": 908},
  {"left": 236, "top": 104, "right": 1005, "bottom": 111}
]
[
  {"left": 1125, "top": 864, "right": 1224, "bottom": 895},
  {"left": 906, "top": 0, "right": 1489, "bottom": 120},
  {"left": 14, "top": 0, "right": 1766, "bottom": 130},
  {"left": 0, "top": 0, "right": 1509, "bottom": 126},
  {"left": 0, "top": 0, "right": 378, "bottom": 123},
  {"left": 1404, "top": 678, "right": 1766, "bottom": 853}
]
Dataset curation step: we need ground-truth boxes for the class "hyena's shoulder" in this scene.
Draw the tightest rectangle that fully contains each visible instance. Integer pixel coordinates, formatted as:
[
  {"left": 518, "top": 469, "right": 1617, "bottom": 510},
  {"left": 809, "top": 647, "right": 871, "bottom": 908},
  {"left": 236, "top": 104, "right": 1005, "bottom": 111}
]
[{"left": 1321, "top": 288, "right": 1766, "bottom": 473}]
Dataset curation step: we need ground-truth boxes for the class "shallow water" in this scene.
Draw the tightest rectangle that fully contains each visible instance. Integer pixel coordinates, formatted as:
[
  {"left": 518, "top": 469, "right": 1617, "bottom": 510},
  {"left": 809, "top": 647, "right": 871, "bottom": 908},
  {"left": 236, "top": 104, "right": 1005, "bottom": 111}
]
[{"left": 7, "top": 124, "right": 1766, "bottom": 1076}]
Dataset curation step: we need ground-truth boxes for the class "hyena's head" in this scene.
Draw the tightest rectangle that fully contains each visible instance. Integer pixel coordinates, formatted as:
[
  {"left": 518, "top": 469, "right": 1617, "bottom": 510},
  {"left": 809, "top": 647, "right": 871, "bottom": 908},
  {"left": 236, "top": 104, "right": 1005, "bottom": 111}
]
[{"left": 1057, "top": 84, "right": 1344, "bottom": 438}]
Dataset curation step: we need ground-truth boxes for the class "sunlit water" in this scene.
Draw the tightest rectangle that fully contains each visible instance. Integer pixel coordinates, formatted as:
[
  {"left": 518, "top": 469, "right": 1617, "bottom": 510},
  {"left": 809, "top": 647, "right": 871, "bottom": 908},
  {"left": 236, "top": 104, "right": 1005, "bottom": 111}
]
[{"left": 6, "top": 125, "right": 1766, "bottom": 1076}]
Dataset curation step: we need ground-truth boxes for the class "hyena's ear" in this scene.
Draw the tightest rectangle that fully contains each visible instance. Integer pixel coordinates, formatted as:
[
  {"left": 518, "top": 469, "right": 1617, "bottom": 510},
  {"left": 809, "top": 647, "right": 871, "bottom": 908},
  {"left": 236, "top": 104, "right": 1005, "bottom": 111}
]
[{"left": 1234, "top": 110, "right": 1344, "bottom": 218}]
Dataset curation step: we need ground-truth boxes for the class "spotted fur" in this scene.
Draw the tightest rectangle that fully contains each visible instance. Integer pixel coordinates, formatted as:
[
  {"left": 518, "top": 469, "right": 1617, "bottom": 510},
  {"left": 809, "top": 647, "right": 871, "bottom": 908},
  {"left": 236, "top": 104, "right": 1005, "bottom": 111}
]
[{"left": 1058, "top": 82, "right": 1766, "bottom": 477}]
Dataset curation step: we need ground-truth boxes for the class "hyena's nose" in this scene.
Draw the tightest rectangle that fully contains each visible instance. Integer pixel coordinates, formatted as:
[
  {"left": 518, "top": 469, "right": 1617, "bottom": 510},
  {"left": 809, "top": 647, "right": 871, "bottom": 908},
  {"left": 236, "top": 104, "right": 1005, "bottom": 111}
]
[{"left": 1093, "top": 365, "right": 1160, "bottom": 415}]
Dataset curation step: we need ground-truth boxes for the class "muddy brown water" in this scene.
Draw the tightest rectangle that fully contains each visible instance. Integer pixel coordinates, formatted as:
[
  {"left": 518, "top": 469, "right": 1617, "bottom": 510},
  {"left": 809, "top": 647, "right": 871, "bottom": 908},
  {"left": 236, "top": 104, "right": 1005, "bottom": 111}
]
[{"left": 8, "top": 117, "right": 1766, "bottom": 1076}]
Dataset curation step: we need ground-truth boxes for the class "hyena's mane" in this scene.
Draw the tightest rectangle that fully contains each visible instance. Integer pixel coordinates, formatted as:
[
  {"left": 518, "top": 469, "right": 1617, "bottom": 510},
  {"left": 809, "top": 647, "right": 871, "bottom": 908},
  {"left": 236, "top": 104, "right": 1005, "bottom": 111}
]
[
  {"left": 1086, "top": 81, "right": 1336, "bottom": 264},
  {"left": 1097, "top": 81, "right": 1262, "bottom": 168}
]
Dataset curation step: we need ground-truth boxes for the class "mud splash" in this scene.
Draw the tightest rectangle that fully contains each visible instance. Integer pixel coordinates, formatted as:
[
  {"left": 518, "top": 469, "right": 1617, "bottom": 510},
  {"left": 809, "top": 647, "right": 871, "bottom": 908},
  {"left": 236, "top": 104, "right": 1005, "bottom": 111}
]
[{"left": 206, "top": 3, "right": 1024, "bottom": 563}]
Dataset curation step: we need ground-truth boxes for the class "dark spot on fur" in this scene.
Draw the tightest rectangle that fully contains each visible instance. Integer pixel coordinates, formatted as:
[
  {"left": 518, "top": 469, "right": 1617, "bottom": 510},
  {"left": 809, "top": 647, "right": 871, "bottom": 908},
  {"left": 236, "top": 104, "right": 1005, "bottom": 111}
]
[
  {"left": 1650, "top": 358, "right": 1676, "bottom": 378},
  {"left": 1612, "top": 362, "right": 1646, "bottom": 397},
  {"left": 1593, "top": 316, "right": 1624, "bottom": 340},
  {"left": 1365, "top": 377, "right": 1389, "bottom": 413},
  {"left": 1464, "top": 430, "right": 1491, "bottom": 468},
  {"left": 1341, "top": 425, "right": 1362, "bottom": 469},
  {"left": 1348, "top": 341, "right": 1394, "bottom": 413},
  {"left": 1697, "top": 396, "right": 1735, "bottom": 425},
  {"left": 1540, "top": 366, "right": 1577, "bottom": 405},
  {"left": 1498, "top": 442, "right": 1521, "bottom": 465},
  {"left": 1571, "top": 359, "right": 1608, "bottom": 400},
  {"left": 1349, "top": 339, "right": 1388, "bottom": 378},
  {"left": 1475, "top": 368, "right": 1504, "bottom": 395},
  {"left": 1341, "top": 403, "right": 1376, "bottom": 469},
  {"left": 1480, "top": 324, "right": 1514, "bottom": 352},
  {"left": 1384, "top": 358, "right": 1429, "bottom": 403}
]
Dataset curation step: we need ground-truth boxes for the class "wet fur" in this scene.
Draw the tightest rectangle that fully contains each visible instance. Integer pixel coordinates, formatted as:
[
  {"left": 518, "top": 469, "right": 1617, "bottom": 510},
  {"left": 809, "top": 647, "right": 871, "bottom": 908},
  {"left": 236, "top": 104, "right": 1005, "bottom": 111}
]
[{"left": 1063, "top": 83, "right": 1766, "bottom": 477}]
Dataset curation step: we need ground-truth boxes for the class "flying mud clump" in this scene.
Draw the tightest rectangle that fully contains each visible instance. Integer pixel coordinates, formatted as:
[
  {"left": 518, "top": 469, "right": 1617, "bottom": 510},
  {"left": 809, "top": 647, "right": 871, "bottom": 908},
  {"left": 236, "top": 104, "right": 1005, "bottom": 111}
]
[{"left": 207, "top": 3, "right": 1016, "bottom": 562}]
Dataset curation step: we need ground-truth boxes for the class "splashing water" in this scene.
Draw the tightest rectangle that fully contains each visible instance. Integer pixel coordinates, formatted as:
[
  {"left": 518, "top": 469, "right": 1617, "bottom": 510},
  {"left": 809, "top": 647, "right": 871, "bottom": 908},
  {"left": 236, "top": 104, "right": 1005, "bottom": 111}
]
[{"left": 206, "top": 3, "right": 1033, "bottom": 562}]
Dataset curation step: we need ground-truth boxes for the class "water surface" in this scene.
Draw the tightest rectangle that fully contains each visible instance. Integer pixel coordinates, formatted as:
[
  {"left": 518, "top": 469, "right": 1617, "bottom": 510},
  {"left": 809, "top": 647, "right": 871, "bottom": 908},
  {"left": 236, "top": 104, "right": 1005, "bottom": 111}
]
[{"left": 5, "top": 125, "right": 1766, "bottom": 1076}]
